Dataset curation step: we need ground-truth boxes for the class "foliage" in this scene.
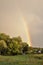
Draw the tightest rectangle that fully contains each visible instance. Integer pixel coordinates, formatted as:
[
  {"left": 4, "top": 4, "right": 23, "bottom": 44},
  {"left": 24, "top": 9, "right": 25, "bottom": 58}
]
[
  {"left": 0, "top": 33, "right": 43, "bottom": 55},
  {"left": 0, "top": 33, "right": 29, "bottom": 55},
  {"left": 0, "top": 40, "right": 7, "bottom": 55}
]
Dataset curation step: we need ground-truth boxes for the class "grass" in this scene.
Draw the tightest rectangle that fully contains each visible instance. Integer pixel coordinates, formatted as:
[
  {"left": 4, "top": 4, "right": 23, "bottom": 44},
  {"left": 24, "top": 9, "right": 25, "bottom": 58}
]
[{"left": 0, "top": 54, "right": 43, "bottom": 65}]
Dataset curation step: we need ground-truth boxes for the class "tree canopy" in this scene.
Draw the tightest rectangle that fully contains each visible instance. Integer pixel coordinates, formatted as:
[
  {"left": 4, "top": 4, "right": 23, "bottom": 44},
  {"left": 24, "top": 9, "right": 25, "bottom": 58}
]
[{"left": 0, "top": 33, "right": 29, "bottom": 55}]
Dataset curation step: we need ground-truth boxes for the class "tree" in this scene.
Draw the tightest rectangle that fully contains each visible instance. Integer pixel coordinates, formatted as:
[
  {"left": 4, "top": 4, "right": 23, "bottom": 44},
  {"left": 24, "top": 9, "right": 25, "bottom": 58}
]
[
  {"left": 21, "top": 42, "right": 29, "bottom": 54},
  {"left": 11, "top": 40, "right": 20, "bottom": 55},
  {"left": 0, "top": 33, "right": 29, "bottom": 55},
  {"left": 12, "top": 36, "right": 22, "bottom": 43},
  {"left": 41, "top": 48, "right": 43, "bottom": 53},
  {"left": 10, "top": 36, "right": 23, "bottom": 55},
  {"left": 0, "top": 40, "right": 7, "bottom": 55},
  {"left": 0, "top": 33, "right": 10, "bottom": 40}
]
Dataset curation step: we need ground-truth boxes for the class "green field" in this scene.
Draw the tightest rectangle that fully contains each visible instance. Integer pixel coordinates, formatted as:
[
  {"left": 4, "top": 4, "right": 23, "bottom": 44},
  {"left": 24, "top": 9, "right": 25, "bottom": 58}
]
[{"left": 0, "top": 54, "right": 43, "bottom": 65}]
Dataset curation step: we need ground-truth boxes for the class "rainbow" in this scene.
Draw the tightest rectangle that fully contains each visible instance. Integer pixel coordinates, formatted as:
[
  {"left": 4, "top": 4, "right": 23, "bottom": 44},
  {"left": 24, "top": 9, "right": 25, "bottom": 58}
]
[
  {"left": 20, "top": 15, "right": 32, "bottom": 46},
  {"left": 15, "top": 3, "right": 32, "bottom": 46},
  {"left": 23, "top": 19, "right": 32, "bottom": 46}
]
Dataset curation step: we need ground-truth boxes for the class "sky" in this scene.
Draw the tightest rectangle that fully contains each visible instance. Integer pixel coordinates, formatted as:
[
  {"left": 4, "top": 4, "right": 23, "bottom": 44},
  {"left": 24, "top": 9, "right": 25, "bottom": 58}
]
[{"left": 0, "top": 0, "right": 43, "bottom": 47}]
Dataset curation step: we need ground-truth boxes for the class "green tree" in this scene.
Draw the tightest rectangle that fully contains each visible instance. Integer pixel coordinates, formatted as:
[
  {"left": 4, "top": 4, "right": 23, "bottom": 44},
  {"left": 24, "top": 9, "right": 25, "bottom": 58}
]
[
  {"left": 21, "top": 42, "right": 29, "bottom": 54},
  {"left": 41, "top": 48, "right": 43, "bottom": 53},
  {"left": 0, "top": 40, "right": 7, "bottom": 55},
  {"left": 12, "top": 36, "right": 22, "bottom": 43},
  {"left": 0, "top": 33, "right": 10, "bottom": 40}
]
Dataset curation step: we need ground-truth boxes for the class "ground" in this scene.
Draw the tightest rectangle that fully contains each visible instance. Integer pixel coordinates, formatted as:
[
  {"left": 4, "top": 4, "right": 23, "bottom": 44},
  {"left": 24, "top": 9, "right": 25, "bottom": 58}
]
[{"left": 0, "top": 54, "right": 43, "bottom": 65}]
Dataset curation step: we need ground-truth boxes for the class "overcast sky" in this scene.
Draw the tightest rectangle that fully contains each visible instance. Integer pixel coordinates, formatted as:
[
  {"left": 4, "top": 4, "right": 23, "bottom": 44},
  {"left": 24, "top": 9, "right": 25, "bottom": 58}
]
[{"left": 0, "top": 0, "right": 43, "bottom": 47}]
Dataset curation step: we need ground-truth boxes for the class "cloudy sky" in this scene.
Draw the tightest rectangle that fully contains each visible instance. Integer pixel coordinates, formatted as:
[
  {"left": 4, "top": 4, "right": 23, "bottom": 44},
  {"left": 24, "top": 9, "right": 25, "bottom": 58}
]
[{"left": 0, "top": 0, "right": 43, "bottom": 47}]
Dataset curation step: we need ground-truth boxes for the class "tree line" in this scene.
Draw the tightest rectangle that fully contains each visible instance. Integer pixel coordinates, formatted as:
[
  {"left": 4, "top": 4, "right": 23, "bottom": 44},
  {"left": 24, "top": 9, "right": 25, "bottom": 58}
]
[
  {"left": 0, "top": 33, "right": 29, "bottom": 55},
  {"left": 0, "top": 33, "right": 43, "bottom": 55}
]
